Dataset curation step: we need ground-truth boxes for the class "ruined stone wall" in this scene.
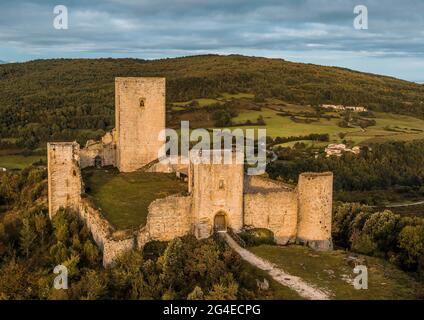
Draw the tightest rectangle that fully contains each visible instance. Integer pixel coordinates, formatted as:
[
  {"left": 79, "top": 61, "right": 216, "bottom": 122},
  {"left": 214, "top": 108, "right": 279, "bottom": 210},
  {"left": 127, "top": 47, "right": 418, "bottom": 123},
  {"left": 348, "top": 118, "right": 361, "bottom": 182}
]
[
  {"left": 191, "top": 151, "right": 244, "bottom": 238},
  {"left": 146, "top": 156, "right": 189, "bottom": 174},
  {"left": 103, "top": 237, "right": 135, "bottom": 266},
  {"left": 79, "top": 198, "right": 135, "bottom": 266},
  {"left": 244, "top": 190, "right": 298, "bottom": 244},
  {"left": 47, "top": 142, "right": 82, "bottom": 218},
  {"left": 80, "top": 131, "right": 116, "bottom": 169},
  {"left": 137, "top": 195, "right": 192, "bottom": 249},
  {"left": 115, "top": 78, "right": 165, "bottom": 172},
  {"left": 245, "top": 175, "right": 294, "bottom": 193},
  {"left": 80, "top": 141, "right": 102, "bottom": 168},
  {"left": 296, "top": 172, "right": 333, "bottom": 250}
]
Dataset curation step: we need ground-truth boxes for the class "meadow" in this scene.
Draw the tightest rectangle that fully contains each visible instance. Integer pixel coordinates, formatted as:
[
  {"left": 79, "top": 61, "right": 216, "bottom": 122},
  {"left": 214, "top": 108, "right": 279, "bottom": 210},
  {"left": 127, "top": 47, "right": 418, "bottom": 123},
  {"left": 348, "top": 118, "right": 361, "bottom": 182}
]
[
  {"left": 231, "top": 107, "right": 424, "bottom": 145},
  {"left": 0, "top": 154, "right": 45, "bottom": 170},
  {"left": 82, "top": 167, "right": 187, "bottom": 230},
  {"left": 249, "top": 244, "right": 421, "bottom": 300}
]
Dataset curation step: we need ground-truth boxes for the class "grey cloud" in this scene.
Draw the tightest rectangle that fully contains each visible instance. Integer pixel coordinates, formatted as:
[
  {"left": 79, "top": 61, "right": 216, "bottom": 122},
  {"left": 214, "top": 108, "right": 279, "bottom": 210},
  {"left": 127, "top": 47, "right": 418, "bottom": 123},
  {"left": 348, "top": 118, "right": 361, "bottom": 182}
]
[{"left": 0, "top": 0, "right": 423, "bottom": 80}]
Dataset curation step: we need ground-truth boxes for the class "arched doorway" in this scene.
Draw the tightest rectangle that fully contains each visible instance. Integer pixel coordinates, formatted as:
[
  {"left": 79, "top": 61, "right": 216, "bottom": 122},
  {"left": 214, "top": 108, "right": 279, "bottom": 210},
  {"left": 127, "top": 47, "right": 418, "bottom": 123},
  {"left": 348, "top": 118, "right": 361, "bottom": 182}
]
[
  {"left": 94, "top": 155, "right": 102, "bottom": 168},
  {"left": 214, "top": 212, "right": 227, "bottom": 233}
]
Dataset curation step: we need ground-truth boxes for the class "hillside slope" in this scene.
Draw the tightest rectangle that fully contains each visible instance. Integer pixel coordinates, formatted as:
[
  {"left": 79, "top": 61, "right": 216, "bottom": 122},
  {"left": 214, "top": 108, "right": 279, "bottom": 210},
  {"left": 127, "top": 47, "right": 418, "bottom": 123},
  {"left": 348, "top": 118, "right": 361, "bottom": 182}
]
[{"left": 1, "top": 55, "right": 424, "bottom": 147}]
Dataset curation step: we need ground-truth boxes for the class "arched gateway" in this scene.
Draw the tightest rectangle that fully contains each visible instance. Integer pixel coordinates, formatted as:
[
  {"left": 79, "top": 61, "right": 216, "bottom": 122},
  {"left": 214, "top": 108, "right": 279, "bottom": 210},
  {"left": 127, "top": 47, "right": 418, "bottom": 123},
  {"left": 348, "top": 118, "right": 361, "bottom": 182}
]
[{"left": 214, "top": 212, "right": 227, "bottom": 232}]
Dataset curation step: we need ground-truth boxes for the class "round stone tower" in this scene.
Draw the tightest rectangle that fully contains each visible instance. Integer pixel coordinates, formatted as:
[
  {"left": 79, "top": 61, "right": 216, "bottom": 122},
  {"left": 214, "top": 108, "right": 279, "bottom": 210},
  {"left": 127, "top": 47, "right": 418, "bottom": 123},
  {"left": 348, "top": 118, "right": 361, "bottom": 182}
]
[{"left": 296, "top": 172, "right": 333, "bottom": 250}]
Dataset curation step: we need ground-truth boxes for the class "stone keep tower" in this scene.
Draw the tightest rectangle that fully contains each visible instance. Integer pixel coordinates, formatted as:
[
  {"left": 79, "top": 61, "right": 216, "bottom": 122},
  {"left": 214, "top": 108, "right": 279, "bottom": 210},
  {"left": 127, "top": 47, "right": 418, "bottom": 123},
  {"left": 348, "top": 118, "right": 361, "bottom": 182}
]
[
  {"left": 115, "top": 77, "right": 166, "bottom": 172},
  {"left": 190, "top": 150, "right": 245, "bottom": 239},
  {"left": 296, "top": 172, "right": 333, "bottom": 250},
  {"left": 47, "top": 142, "right": 82, "bottom": 218}
]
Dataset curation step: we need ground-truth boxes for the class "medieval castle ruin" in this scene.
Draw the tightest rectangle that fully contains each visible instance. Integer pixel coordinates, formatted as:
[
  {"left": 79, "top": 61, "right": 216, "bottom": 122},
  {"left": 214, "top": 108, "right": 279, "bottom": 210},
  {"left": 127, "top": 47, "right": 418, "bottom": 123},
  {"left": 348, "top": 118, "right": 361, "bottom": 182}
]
[{"left": 48, "top": 77, "right": 333, "bottom": 266}]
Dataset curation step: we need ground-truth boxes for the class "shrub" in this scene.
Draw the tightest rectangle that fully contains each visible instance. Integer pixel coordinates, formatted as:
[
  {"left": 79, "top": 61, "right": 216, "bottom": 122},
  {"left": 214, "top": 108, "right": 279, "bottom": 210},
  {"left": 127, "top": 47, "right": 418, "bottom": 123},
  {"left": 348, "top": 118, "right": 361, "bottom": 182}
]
[
  {"left": 362, "top": 210, "right": 401, "bottom": 255},
  {"left": 397, "top": 225, "right": 424, "bottom": 269},
  {"left": 238, "top": 228, "right": 275, "bottom": 247},
  {"left": 332, "top": 202, "right": 372, "bottom": 247},
  {"left": 142, "top": 240, "right": 168, "bottom": 261}
]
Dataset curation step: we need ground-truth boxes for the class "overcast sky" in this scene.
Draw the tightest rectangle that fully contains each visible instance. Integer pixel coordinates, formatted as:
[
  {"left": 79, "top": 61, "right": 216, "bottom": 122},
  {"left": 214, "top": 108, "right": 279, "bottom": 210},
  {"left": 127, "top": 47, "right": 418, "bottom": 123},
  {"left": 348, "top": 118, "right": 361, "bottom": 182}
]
[{"left": 1, "top": 0, "right": 423, "bottom": 82}]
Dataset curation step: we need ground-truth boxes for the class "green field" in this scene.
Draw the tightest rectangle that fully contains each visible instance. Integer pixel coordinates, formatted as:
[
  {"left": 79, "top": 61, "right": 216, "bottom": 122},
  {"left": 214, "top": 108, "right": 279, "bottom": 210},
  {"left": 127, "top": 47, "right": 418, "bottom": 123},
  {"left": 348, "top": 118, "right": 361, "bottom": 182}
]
[
  {"left": 249, "top": 245, "right": 420, "bottom": 300},
  {"left": 230, "top": 108, "right": 424, "bottom": 144},
  {"left": 274, "top": 140, "right": 329, "bottom": 149},
  {"left": 173, "top": 98, "right": 222, "bottom": 108},
  {"left": 172, "top": 92, "right": 255, "bottom": 110},
  {"left": 220, "top": 92, "right": 255, "bottom": 100},
  {"left": 83, "top": 168, "right": 187, "bottom": 230},
  {"left": 0, "top": 154, "right": 46, "bottom": 170}
]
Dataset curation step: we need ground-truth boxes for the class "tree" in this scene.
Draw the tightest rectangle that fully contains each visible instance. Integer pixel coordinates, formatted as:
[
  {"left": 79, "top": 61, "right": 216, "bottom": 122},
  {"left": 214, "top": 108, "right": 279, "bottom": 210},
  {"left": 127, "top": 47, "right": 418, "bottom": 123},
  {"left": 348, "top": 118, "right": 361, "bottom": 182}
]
[
  {"left": 205, "top": 274, "right": 238, "bottom": 300},
  {"left": 362, "top": 210, "right": 401, "bottom": 254},
  {"left": 398, "top": 225, "right": 424, "bottom": 268},
  {"left": 187, "top": 286, "right": 204, "bottom": 300},
  {"left": 20, "top": 218, "right": 37, "bottom": 257},
  {"left": 161, "top": 238, "right": 185, "bottom": 290},
  {"left": 34, "top": 212, "right": 48, "bottom": 244}
]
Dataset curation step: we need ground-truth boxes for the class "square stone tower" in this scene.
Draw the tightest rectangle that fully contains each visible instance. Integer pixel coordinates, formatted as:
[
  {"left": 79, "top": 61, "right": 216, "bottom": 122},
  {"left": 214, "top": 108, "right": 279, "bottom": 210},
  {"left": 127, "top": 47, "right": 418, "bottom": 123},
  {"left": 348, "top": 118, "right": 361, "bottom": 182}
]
[
  {"left": 47, "top": 142, "right": 82, "bottom": 218},
  {"left": 115, "top": 77, "right": 166, "bottom": 172},
  {"left": 190, "top": 150, "right": 245, "bottom": 239}
]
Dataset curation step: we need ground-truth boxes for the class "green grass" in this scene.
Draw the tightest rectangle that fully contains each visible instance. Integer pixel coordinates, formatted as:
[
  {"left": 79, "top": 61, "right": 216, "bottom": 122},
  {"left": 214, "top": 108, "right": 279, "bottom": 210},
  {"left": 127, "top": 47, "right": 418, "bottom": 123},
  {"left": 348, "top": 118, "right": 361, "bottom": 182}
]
[
  {"left": 249, "top": 245, "right": 420, "bottom": 300},
  {"left": 172, "top": 92, "right": 254, "bottom": 109},
  {"left": 274, "top": 140, "right": 329, "bottom": 149},
  {"left": 83, "top": 168, "right": 187, "bottom": 230},
  {"left": 231, "top": 108, "right": 357, "bottom": 139},
  {"left": 221, "top": 92, "right": 255, "bottom": 99},
  {"left": 173, "top": 98, "right": 222, "bottom": 108},
  {"left": 0, "top": 155, "right": 46, "bottom": 170},
  {"left": 230, "top": 108, "right": 424, "bottom": 145}
]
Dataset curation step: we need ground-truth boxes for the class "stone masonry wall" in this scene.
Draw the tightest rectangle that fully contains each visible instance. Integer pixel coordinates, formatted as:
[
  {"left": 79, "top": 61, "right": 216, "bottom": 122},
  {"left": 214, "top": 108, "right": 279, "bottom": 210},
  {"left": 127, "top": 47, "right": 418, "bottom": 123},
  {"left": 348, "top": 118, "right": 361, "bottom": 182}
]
[
  {"left": 137, "top": 195, "right": 192, "bottom": 249},
  {"left": 80, "top": 131, "right": 116, "bottom": 169},
  {"left": 47, "top": 142, "right": 82, "bottom": 218},
  {"left": 190, "top": 151, "right": 245, "bottom": 239},
  {"left": 79, "top": 198, "right": 135, "bottom": 267},
  {"left": 244, "top": 190, "right": 298, "bottom": 244},
  {"left": 115, "top": 78, "right": 165, "bottom": 172},
  {"left": 244, "top": 175, "right": 294, "bottom": 192},
  {"left": 296, "top": 172, "right": 333, "bottom": 250}
]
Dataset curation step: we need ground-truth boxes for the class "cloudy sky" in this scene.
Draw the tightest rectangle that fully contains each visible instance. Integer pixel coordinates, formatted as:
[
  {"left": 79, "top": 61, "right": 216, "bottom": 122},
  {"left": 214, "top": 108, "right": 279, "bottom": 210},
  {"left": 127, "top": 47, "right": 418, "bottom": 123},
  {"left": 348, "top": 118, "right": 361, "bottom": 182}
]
[{"left": 1, "top": 0, "right": 424, "bottom": 82}]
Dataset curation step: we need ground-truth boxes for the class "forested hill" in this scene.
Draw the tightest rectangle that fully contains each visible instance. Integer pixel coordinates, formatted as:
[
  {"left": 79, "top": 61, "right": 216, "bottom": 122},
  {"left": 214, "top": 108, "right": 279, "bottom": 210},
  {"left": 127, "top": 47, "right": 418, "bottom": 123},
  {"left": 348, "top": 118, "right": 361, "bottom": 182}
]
[{"left": 1, "top": 54, "right": 424, "bottom": 148}]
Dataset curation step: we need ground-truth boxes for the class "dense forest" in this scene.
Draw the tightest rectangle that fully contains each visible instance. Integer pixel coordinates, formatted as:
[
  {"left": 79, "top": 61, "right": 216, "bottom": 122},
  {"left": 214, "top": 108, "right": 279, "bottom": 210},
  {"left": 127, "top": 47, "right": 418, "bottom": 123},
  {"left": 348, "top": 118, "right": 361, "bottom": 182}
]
[
  {"left": 268, "top": 140, "right": 424, "bottom": 194},
  {"left": 1, "top": 55, "right": 424, "bottom": 148}
]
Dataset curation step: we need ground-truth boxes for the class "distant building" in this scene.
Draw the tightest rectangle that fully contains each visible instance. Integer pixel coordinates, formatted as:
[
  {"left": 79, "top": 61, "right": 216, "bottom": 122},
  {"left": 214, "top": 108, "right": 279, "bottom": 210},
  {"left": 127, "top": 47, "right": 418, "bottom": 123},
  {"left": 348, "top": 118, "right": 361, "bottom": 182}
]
[
  {"left": 345, "top": 106, "right": 368, "bottom": 112},
  {"left": 321, "top": 104, "right": 367, "bottom": 112},
  {"left": 325, "top": 144, "right": 361, "bottom": 157}
]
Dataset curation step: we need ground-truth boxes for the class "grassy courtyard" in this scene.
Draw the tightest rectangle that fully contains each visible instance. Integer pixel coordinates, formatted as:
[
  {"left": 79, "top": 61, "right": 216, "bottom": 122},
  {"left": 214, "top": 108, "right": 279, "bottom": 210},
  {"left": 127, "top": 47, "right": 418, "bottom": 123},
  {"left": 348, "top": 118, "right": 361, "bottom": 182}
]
[
  {"left": 82, "top": 167, "right": 188, "bottom": 230},
  {"left": 249, "top": 245, "right": 421, "bottom": 300}
]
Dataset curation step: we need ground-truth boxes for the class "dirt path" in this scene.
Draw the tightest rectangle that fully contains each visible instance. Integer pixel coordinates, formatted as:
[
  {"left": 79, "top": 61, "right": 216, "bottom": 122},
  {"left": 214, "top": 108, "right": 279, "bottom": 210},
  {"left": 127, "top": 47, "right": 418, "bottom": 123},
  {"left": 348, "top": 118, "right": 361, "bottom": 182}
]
[
  {"left": 375, "top": 200, "right": 424, "bottom": 208},
  {"left": 224, "top": 234, "right": 331, "bottom": 300}
]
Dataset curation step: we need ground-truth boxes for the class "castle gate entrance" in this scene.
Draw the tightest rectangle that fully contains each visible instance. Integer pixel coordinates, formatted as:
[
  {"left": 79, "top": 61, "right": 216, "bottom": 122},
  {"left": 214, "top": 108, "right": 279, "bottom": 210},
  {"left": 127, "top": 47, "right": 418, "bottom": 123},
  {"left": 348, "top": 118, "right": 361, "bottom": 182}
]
[
  {"left": 214, "top": 212, "right": 227, "bottom": 233},
  {"left": 94, "top": 155, "right": 102, "bottom": 168}
]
